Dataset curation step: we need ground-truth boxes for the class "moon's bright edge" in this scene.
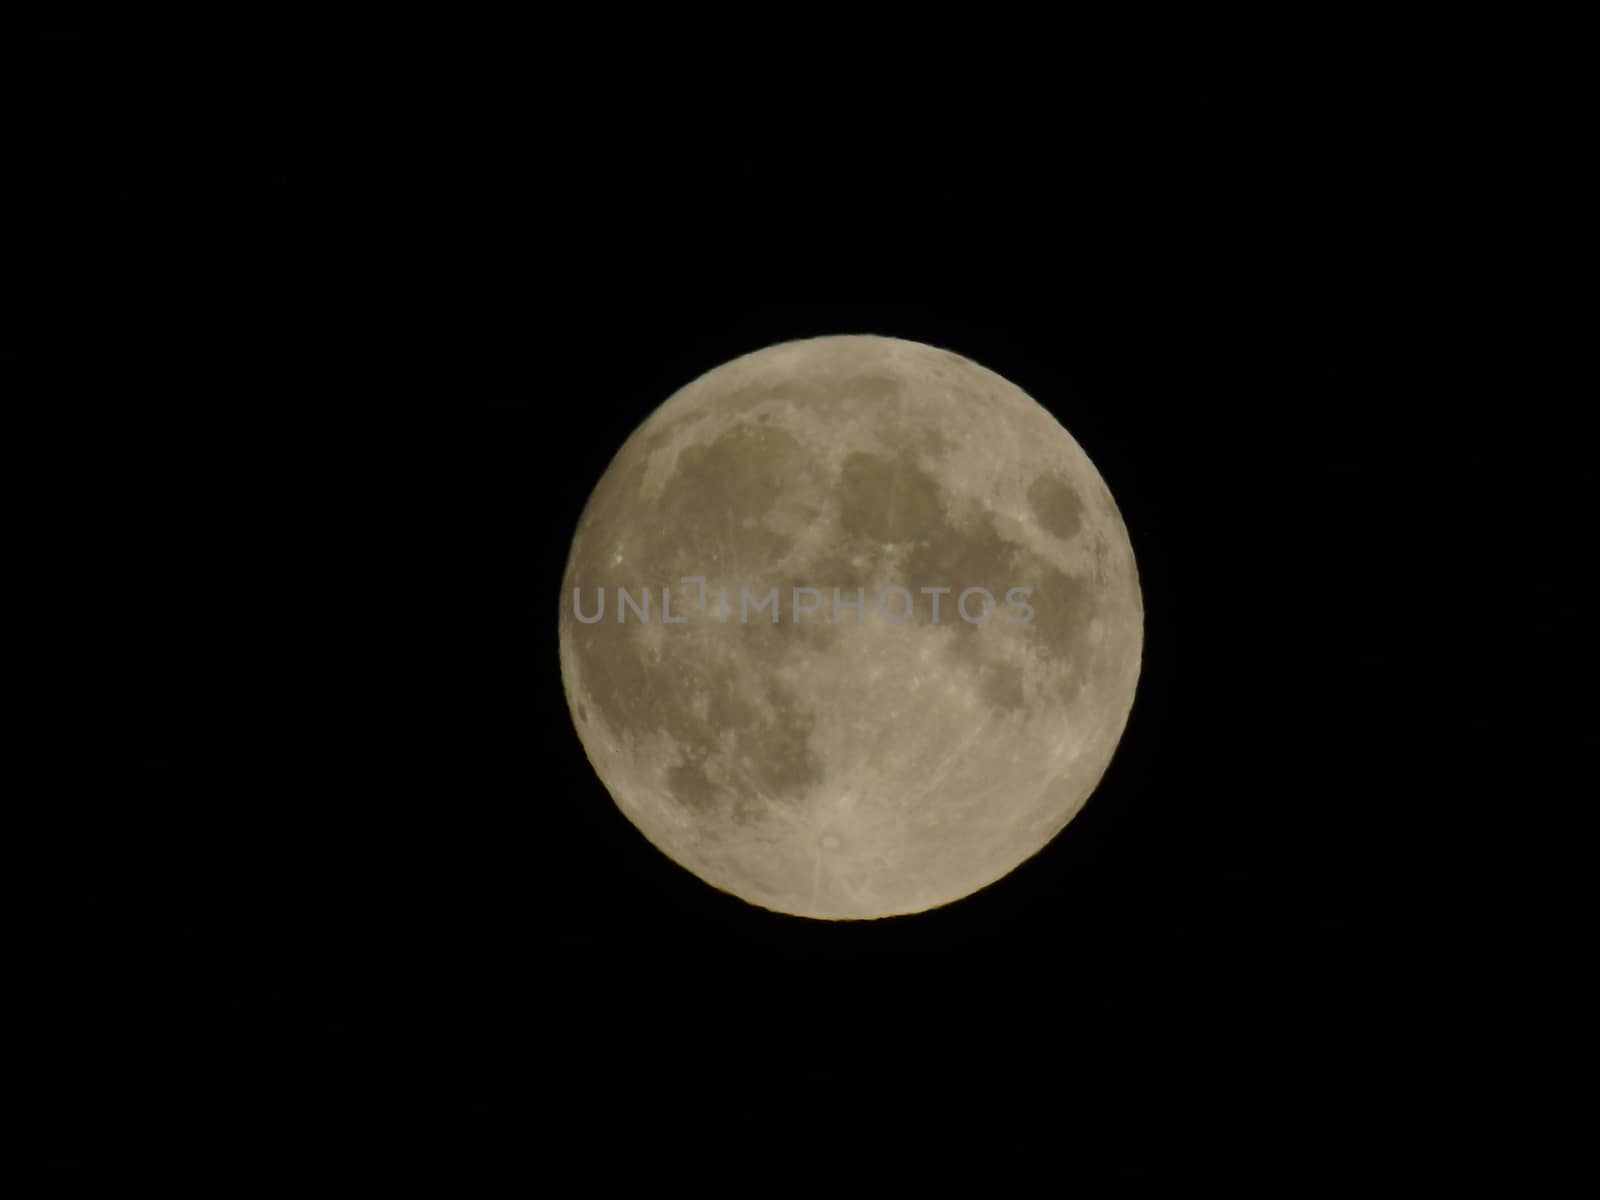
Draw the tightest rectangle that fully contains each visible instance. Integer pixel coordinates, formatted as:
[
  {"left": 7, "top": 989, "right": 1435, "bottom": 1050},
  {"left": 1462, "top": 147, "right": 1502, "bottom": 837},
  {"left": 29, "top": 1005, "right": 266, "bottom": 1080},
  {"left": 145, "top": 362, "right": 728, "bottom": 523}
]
[{"left": 559, "top": 335, "right": 1142, "bottom": 919}]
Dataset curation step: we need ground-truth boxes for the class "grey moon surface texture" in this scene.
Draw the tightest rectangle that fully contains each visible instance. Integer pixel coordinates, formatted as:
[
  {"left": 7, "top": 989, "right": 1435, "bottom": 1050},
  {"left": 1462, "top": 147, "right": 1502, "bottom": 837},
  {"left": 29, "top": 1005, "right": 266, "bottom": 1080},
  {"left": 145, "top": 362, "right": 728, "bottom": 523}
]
[{"left": 559, "top": 335, "right": 1142, "bottom": 920}]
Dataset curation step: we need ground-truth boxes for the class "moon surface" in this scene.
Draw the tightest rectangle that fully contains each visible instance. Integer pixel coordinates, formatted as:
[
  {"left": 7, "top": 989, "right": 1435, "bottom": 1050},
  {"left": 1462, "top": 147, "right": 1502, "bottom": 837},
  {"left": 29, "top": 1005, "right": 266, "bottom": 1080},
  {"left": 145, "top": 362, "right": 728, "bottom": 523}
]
[{"left": 559, "top": 335, "right": 1142, "bottom": 919}]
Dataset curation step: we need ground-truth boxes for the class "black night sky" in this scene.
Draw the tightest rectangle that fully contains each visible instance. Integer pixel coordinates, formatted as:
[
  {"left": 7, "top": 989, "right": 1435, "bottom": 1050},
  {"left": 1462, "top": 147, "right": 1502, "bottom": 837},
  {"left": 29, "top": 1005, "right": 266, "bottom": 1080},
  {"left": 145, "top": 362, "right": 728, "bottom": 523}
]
[{"left": 25, "top": 17, "right": 1552, "bottom": 1184}]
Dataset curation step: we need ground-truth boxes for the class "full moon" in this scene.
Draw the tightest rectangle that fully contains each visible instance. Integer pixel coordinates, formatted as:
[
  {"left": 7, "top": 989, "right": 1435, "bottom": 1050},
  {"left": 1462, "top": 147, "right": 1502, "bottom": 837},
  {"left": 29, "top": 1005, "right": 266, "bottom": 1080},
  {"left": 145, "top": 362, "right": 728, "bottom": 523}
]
[{"left": 559, "top": 335, "right": 1142, "bottom": 919}]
